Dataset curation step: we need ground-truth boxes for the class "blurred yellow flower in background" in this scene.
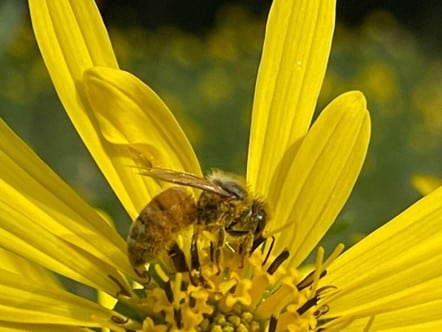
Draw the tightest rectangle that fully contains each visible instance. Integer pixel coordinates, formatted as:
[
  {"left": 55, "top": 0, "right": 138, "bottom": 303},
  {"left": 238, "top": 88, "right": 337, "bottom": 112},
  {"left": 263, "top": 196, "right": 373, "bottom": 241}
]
[
  {"left": 0, "top": 0, "right": 440, "bottom": 331},
  {"left": 412, "top": 175, "right": 442, "bottom": 196}
]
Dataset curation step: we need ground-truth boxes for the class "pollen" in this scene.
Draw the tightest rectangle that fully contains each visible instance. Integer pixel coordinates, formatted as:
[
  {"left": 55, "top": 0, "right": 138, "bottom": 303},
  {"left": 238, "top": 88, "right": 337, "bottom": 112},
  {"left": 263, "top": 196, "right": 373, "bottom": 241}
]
[{"left": 118, "top": 239, "right": 344, "bottom": 332}]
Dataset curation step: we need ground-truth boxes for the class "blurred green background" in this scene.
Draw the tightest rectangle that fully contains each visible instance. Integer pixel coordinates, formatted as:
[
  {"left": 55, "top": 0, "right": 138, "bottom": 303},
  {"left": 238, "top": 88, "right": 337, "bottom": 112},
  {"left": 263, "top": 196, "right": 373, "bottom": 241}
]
[{"left": 0, "top": 0, "right": 440, "bottom": 254}]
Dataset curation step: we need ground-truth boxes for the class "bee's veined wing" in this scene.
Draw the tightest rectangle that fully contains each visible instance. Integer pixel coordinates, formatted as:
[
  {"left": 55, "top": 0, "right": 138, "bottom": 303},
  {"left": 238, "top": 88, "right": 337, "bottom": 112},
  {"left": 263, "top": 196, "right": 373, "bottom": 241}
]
[{"left": 140, "top": 167, "right": 232, "bottom": 197}]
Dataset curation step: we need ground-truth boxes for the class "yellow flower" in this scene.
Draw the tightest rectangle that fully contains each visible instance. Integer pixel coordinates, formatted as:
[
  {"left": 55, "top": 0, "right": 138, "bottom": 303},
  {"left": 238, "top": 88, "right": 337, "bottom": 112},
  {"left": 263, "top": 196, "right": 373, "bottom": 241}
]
[
  {"left": 412, "top": 175, "right": 442, "bottom": 195},
  {"left": 0, "top": 0, "right": 440, "bottom": 331}
]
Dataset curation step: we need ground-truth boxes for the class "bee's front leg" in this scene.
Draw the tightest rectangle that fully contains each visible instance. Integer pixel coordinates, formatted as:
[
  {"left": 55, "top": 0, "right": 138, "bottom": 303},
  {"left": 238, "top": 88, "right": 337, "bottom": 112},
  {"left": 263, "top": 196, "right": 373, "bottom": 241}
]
[
  {"left": 238, "top": 233, "right": 254, "bottom": 268},
  {"left": 211, "top": 228, "right": 225, "bottom": 275}
]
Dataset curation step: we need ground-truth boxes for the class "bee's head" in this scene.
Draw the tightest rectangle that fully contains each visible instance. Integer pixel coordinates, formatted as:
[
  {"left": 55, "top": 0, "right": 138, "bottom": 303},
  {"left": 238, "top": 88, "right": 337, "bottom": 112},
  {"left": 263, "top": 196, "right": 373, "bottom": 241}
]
[{"left": 201, "top": 172, "right": 269, "bottom": 239}]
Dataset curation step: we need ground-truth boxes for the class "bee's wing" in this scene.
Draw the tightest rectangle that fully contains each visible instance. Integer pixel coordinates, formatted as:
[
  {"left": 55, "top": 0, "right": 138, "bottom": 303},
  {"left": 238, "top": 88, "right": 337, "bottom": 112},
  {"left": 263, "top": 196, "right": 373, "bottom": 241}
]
[{"left": 140, "top": 167, "right": 232, "bottom": 197}]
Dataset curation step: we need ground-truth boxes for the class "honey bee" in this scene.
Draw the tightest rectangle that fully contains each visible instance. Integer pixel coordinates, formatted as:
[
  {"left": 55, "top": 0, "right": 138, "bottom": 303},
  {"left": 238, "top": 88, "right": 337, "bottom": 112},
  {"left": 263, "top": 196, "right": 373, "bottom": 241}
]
[{"left": 127, "top": 167, "right": 268, "bottom": 277}]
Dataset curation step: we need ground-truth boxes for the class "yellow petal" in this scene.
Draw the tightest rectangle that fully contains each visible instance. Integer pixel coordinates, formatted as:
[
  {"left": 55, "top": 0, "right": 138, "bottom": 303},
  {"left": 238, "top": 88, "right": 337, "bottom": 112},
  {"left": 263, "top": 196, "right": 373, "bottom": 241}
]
[
  {"left": 0, "top": 117, "right": 133, "bottom": 292},
  {"left": 269, "top": 91, "right": 370, "bottom": 266},
  {"left": 29, "top": 0, "right": 142, "bottom": 217},
  {"left": 0, "top": 322, "right": 93, "bottom": 332},
  {"left": 29, "top": 0, "right": 117, "bottom": 117},
  {"left": 0, "top": 248, "right": 60, "bottom": 290},
  {"left": 83, "top": 67, "right": 201, "bottom": 213},
  {"left": 29, "top": 0, "right": 117, "bottom": 74},
  {"left": 329, "top": 300, "right": 442, "bottom": 331},
  {"left": 322, "top": 188, "right": 442, "bottom": 323},
  {"left": 0, "top": 269, "right": 131, "bottom": 331},
  {"left": 247, "top": 0, "right": 336, "bottom": 195},
  {"left": 412, "top": 174, "right": 442, "bottom": 195}
]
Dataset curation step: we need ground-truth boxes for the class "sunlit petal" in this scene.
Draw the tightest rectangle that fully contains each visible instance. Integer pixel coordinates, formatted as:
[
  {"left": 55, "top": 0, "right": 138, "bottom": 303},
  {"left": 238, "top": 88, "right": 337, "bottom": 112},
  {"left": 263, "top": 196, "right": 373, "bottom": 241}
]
[
  {"left": 20, "top": 0, "right": 440, "bottom": 330},
  {"left": 0, "top": 248, "right": 59, "bottom": 290},
  {"left": 269, "top": 91, "right": 370, "bottom": 265},
  {"left": 0, "top": 322, "right": 93, "bottom": 332},
  {"left": 29, "top": 0, "right": 148, "bottom": 217},
  {"left": 248, "top": 0, "right": 335, "bottom": 196},
  {"left": 336, "top": 301, "right": 442, "bottom": 332},
  {"left": 83, "top": 67, "right": 202, "bottom": 209},
  {"left": 0, "top": 117, "right": 133, "bottom": 292},
  {"left": 322, "top": 188, "right": 442, "bottom": 324},
  {"left": 0, "top": 269, "right": 133, "bottom": 331}
]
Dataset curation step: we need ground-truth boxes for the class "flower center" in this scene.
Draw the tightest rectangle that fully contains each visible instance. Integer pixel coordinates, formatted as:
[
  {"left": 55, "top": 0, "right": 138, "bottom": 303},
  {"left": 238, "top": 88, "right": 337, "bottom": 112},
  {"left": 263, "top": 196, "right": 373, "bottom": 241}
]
[{"left": 117, "top": 236, "right": 343, "bottom": 331}]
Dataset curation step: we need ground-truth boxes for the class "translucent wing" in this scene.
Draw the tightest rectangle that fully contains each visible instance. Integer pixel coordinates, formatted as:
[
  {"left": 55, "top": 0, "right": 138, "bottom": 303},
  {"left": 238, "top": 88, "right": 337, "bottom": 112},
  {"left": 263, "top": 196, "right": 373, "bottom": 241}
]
[
  {"left": 140, "top": 167, "right": 232, "bottom": 197},
  {"left": 128, "top": 146, "right": 232, "bottom": 197}
]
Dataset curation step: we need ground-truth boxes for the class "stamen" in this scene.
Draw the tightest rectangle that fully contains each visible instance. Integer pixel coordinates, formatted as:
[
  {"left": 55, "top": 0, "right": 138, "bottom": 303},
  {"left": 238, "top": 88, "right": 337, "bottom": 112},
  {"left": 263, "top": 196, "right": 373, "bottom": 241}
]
[
  {"left": 189, "top": 296, "right": 196, "bottom": 308},
  {"left": 107, "top": 274, "right": 132, "bottom": 297},
  {"left": 262, "top": 236, "right": 275, "bottom": 266},
  {"left": 321, "top": 243, "right": 345, "bottom": 271},
  {"left": 266, "top": 249, "right": 290, "bottom": 275},
  {"left": 311, "top": 247, "right": 325, "bottom": 294},
  {"left": 296, "top": 270, "right": 327, "bottom": 291},
  {"left": 164, "top": 280, "right": 174, "bottom": 303},
  {"left": 191, "top": 234, "right": 200, "bottom": 272},
  {"left": 209, "top": 241, "right": 215, "bottom": 263},
  {"left": 174, "top": 308, "right": 182, "bottom": 328},
  {"left": 171, "top": 273, "right": 184, "bottom": 307},
  {"left": 190, "top": 235, "right": 207, "bottom": 286},
  {"left": 133, "top": 266, "right": 151, "bottom": 283},
  {"left": 269, "top": 316, "right": 277, "bottom": 332},
  {"left": 256, "top": 282, "right": 296, "bottom": 317},
  {"left": 111, "top": 315, "right": 129, "bottom": 324},
  {"left": 316, "top": 285, "right": 337, "bottom": 297},
  {"left": 124, "top": 230, "right": 344, "bottom": 330},
  {"left": 153, "top": 263, "right": 170, "bottom": 283},
  {"left": 296, "top": 296, "right": 318, "bottom": 315},
  {"left": 313, "top": 304, "right": 329, "bottom": 317},
  {"left": 251, "top": 234, "right": 267, "bottom": 252},
  {"left": 149, "top": 264, "right": 171, "bottom": 300},
  {"left": 95, "top": 314, "right": 142, "bottom": 331}
]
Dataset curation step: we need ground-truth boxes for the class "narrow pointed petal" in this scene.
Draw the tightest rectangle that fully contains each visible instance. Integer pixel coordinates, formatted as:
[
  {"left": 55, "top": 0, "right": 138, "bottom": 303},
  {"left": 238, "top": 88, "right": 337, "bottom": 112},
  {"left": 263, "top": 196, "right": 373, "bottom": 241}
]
[
  {"left": 0, "top": 118, "right": 134, "bottom": 292},
  {"left": 322, "top": 188, "right": 442, "bottom": 327},
  {"left": 0, "top": 322, "right": 93, "bottom": 332},
  {"left": 269, "top": 92, "right": 370, "bottom": 266},
  {"left": 247, "top": 0, "right": 335, "bottom": 195},
  {"left": 329, "top": 300, "right": 442, "bottom": 331},
  {"left": 29, "top": 0, "right": 150, "bottom": 217},
  {"left": 0, "top": 248, "right": 60, "bottom": 290},
  {"left": 82, "top": 67, "right": 202, "bottom": 212},
  {"left": 0, "top": 270, "right": 133, "bottom": 331}
]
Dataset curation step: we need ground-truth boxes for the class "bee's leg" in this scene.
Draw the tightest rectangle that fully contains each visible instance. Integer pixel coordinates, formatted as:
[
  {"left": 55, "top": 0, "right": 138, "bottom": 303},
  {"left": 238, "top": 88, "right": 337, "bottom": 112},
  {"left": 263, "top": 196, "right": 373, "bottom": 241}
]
[
  {"left": 169, "top": 242, "right": 189, "bottom": 273},
  {"left": 211, "top": 228, "right": 225, "bottom": 275},
  {"left": 238, "top": 233, "right": 253, "bottom": 268}
]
